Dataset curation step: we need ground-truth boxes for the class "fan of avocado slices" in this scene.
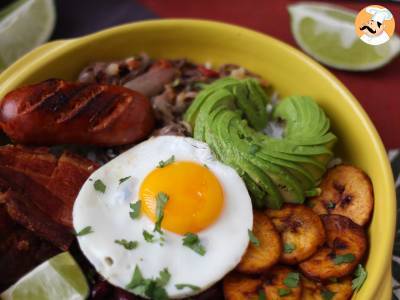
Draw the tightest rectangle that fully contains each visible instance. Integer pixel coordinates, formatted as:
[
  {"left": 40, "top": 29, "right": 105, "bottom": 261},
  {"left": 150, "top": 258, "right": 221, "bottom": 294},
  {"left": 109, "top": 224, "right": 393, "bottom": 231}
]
[{"left": 184, "top": 77, "right": 337, "bottom": 209}]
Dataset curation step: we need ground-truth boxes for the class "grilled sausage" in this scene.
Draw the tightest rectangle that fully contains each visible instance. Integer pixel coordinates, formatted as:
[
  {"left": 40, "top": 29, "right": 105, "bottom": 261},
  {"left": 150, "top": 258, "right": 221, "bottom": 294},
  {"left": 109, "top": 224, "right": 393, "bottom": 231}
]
[{"left": 0, "top": 79, "right": 155, "bottom": 146}]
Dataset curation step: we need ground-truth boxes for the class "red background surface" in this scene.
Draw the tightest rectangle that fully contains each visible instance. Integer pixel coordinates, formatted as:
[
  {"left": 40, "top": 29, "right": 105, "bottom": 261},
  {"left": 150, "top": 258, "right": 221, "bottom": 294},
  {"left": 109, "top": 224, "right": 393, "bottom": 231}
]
[{"left": 140, "top": 0, "right": 400, "bottom": 149}]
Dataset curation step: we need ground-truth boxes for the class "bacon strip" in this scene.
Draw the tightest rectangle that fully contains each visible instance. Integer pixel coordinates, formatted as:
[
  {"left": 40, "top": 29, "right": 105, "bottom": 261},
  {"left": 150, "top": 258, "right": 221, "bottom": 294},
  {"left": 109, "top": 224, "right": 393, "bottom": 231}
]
[
  {"left": 0, "top": 146, "right": 98, "bottom": 250},
  {"left": 0, "top": 190, "right": 73, "bottom": 251}
]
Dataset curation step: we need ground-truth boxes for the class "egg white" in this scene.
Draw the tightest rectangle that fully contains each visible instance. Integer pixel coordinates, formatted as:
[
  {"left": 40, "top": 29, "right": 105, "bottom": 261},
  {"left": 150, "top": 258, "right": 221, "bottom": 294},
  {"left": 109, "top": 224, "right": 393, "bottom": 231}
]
[{"left": 73, "top": 136, "right": 253, "bottom": 298}]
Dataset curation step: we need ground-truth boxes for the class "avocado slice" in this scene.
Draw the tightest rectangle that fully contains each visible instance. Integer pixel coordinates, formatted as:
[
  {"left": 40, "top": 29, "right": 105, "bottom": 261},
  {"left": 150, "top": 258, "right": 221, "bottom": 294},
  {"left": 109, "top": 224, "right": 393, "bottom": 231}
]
[
  {"left": 184, "top": 77, "right": 337, "bottom": 208},
  {"left": 213, "top": 110, "right": 283, "bottom": 208},
  {"left": 228, "top": 116, "right": 305, "bottom": 204}
]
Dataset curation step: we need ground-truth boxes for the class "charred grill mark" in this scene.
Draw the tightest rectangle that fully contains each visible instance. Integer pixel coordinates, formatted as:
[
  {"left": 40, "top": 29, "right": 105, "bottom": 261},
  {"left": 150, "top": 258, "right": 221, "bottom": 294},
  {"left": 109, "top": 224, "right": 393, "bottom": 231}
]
[
  {"left": 22, "top": 80, "right": 64, "bottom": 114},
  {"left": 35, "top": 84, "right": 89, "bottom": 113},
  {"left": 88, "top": 94, "right": 119, "bottom": 126},
  {"left": 90, "top": 93, "right": 133, "bottom": 132},
  {"left": 56, "top": 85, "right": 105, "bottom": 124}
]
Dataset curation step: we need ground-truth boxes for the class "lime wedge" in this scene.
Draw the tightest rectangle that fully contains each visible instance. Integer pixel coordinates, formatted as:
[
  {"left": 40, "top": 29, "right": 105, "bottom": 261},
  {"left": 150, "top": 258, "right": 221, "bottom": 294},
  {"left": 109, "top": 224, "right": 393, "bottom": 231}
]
[
  {"left": 0, "top": 0, "right": 56, "bottom": 70},
  {"left": 1, "top": 252, "right": 89, "bottom": 300},
  {"left": 288, "top": 2, "right": 400, "bottom": 71}
]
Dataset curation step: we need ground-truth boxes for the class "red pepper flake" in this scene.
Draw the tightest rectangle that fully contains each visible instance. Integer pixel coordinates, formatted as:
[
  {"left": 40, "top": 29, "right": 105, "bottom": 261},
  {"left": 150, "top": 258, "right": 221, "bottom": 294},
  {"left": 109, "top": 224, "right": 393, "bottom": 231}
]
[
  {"left": 197, "top": 65, "right": 219, "bottom": 78},
  {"left": 155, "top": 59, "right": 173, "bottom": 69}
]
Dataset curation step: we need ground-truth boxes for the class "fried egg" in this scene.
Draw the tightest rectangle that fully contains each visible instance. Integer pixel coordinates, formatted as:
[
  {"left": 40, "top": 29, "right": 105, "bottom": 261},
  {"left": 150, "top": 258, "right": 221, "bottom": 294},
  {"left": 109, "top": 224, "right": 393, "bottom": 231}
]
[{"left": 73, "top": 136, "right": 253, "bottom": 298}]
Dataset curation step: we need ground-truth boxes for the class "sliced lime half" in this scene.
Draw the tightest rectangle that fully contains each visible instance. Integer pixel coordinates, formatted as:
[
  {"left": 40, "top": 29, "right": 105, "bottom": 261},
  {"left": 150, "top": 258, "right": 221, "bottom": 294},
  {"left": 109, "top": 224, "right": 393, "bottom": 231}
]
[
  {"left": 288, "top": 2, "right": 400, "bottom": 71},
  {"left": 1, "top": 252, "right": 89, "bottom": 300},
  {"left": 0, "top": 0, "right": 56, "bottom": 70}
]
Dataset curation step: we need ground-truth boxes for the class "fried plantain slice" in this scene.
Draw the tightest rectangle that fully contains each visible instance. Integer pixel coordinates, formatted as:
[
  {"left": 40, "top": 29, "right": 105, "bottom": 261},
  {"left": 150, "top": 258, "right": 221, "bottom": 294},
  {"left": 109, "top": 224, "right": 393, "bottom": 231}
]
[
  {"left": 308, "top": 165, "right": 373, "bottom": 226},
  {"left": 299, "top": 214, "right": 367, "bottom": 281},
  {"left": 223, "top": 272, "right": 262, "bottom": 300},
  {"left": 237, "top": 211, "right": 282, "bottom": 273},
  {"left": 266, "top": 204, "right": 325, "bottom": 264},
  {"left": 263, "top": 265, "right": 302, "bottom": 300},
  {"left": 301, "top": 276, "right": 353, "bottom": 300}
]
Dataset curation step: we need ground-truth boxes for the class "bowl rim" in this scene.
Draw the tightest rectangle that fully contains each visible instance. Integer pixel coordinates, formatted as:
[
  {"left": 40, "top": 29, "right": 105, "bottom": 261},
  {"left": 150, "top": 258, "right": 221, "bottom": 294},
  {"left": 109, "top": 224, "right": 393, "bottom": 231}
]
[{"left": 0, "top": 18, "right": 396, "bottom": 298}]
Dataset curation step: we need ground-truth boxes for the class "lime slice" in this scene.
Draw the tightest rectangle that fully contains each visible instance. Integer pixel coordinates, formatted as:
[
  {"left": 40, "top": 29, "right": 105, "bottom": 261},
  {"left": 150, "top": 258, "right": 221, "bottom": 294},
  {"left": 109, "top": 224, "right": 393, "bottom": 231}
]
[
  {"left": 0, "top": 0, "right": 56, "bottom": 70},
  {"left": 1, "top": 252, "right": 89, "bottom": 300},
  {"left": 288, "top": 2, "right": 400, "bottom": 71}
]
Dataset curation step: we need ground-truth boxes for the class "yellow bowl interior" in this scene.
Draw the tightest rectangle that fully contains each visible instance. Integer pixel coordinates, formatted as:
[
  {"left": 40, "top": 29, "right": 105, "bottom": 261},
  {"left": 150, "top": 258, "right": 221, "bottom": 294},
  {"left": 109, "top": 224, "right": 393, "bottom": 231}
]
[{"left": 0, "top": 19, "right": 395, "bottom": 299}]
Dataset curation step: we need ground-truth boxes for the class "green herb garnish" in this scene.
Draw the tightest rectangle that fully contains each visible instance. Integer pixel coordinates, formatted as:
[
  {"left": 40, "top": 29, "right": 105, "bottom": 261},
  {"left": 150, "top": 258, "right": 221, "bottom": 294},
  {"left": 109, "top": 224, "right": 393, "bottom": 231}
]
[
  {"left": 352, "top": 264, "right": 367, "bottom": 291},
  {"left": 283, "top": 243, "right": 296, "bottom": 253},
  {"left": 158, "top": 156, "right": 175, "bottom": 168},
  {"left": 283, "top": 272, "right": 299, "bottom": 288},
  {"left": 119, "top": 176, "right": 131, "bottom": 184},
  {"left": 143, "top": 230, "right": 155, "bottom": 243},
  {"left": 326, "top": 201, "right": 336, "bottom": 209},
  {"left": 182, "top": 233, "right": 206, "bottom": 256},
  {"left": 321, "top": 289, "right": 335, "bottom": 300},
  {"left": 126, "top": 266, "right": 170, "bottom": 300},
  {"left": 94, "top": 179, "right": 106, "bottom": 193},
  {"left": 333, "top": 253, "right": 355, "bottom": 265},
  {"left": 75, "top": 226, "right": 94, "bottom": 236},
  {"left": 130, "top": 201, "right": 141, "bottom": 219},
  {"left": 249, "top": 144, "right": 261, "bottom": 155},
  {"left": 154, "top": 192, "right": 169, "bottom": 233},
  {"left": 248, "top": 229, "right": 260, "bottom": 247},
  {"left": 175, "top": 284, "right": 201, "bottom": 291},
  {"left": 278, "top": 288, "right": 291, "bottom": 297},
  {"left": 115, "top": 239, "right": 138, "bottom": 250},
  {"left": 157, "top": 268, "right": 171, "bottom": 287},
  {"left": 258, "top": 289, "right": 266, "bottom": 300}
]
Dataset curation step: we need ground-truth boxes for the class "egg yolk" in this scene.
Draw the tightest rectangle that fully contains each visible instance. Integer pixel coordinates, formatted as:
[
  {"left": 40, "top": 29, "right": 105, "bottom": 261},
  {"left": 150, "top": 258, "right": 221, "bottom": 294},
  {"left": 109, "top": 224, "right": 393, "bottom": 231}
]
[{"left": 139, "top": 161, "right": 224, "bottom": 235}]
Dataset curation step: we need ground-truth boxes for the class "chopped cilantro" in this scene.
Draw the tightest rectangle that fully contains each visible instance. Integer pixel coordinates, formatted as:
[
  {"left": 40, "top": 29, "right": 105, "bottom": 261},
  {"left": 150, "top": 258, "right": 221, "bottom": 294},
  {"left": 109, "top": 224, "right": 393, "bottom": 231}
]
[
  {"left": 283, "top": 272, "right": 299, "bottom": 288},
  {"left": 157, "top": 268, "right": 171, "bottom": 287},
  {"left": 327, "top": 201, "right": 336, "bottom": 209},
  {"left": 249, "top": 144, "right": 261, "bottom": 155},
  {"left": 352, "top": 264, "right": 367, "bottom": 291},
  {"left": 278, "top": 288, "right": 291, "bottom": 297},
  {"left": 154, "top": 192, "right": 169, "bottom": 233},
  {"left": 182, "top": 233, "right": 206, "bottom": 256},
  {"left": 119, "top": 176, "right": 131, "bottom": 184},
  {"left": 126, "top": 265, "right": 144, "bottom": 290},
  {"left": 143, "top": 230, "right": 155, "bottom": 243},
  {"left": 126, "top": 266, "right": 170, "bottom": 300},
  {"left": 75, "top": 226, "right": 94, "bottom": 236},
  {"left": 333, "top": 253, "right": 355, "bottom": 265},
  {"left": 115, "top": 239, "right": 138, "bottom": 250},
  {"left": 130, "top": 201, "right": 141, "bottom": 219},
  {"left": 158, "top": 156, "right": 175, "bottom": 168},
  {"left": 248, "top": 229, "right": 260, "bottom": 247},
  {"left": 258, "top": 289, "right": 266, "bottom": 300},
  {"left": 175, "top": 283, "right": 201, "bottom": 291},
  {"left": 283, "top": 243, "right": 296, "bottom": 253},
  {"left": 94, "top": 179, "right": 106, "bottom": 193},
  {"left": 321, "top": 289, "right": 335, "bottom": 300}
]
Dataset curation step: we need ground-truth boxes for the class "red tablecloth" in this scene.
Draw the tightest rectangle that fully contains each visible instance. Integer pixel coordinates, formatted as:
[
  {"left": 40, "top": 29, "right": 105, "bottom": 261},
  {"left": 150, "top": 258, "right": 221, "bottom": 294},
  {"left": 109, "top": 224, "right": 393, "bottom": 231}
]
[{"left": 140, "top": 0, "right": 400, "bottom": 149}]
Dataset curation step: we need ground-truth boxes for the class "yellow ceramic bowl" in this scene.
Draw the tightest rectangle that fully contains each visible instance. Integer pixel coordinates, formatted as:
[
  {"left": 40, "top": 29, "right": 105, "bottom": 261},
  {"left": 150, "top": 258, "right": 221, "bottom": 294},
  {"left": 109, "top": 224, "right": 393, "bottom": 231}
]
[{"left": 0, "top": 20, "right": 395, "bottom": 299}]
